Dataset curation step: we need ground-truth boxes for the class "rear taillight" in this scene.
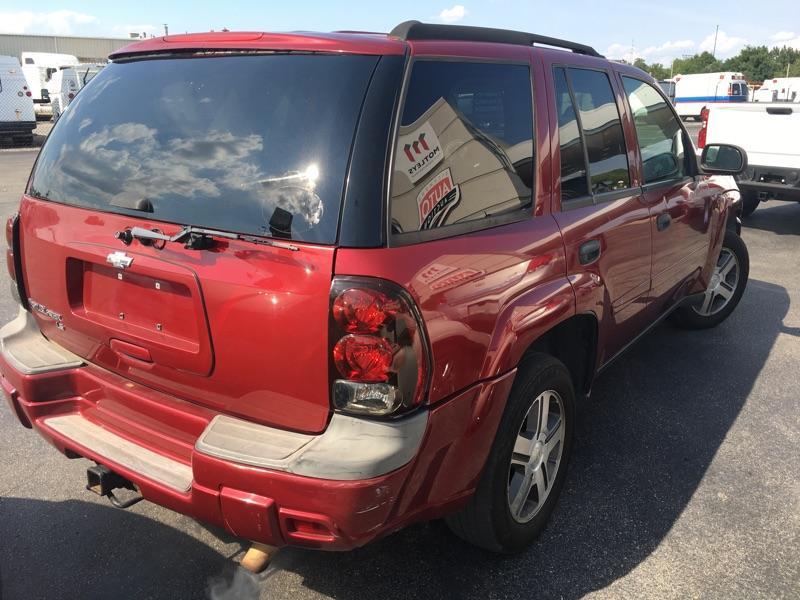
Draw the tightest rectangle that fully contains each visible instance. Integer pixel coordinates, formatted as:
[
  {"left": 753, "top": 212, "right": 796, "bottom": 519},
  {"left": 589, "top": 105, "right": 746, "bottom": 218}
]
[
  {"left": 6, "top": 217, "right": 16, "bottom": 282},
  {"left": 5, "top": 214, "right": 27, "bottom": 308},
  {"left": 67, "top": 92, "right": 75, "bottom": 100},
  {"left": 25, "top": 91, "right": 31, "bottom": 97},
  {"left": 329, "top": 277, "right": 429, "bottom": 417},
  {"left": 697, "top": 107, "right": 710, "bottom": 149}
]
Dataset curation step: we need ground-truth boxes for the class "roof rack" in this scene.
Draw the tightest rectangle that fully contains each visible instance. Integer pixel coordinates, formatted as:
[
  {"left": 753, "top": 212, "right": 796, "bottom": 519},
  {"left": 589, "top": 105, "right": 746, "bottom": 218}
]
[{"left": 389, "top": 21, "right": 602, "bottom": 58}]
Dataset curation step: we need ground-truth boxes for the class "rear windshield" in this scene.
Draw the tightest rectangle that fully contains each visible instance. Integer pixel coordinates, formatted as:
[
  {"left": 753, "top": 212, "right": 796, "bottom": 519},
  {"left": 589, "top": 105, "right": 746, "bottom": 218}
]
[{"left": 29, "top": 54, "right": 379, "bottom": 244}]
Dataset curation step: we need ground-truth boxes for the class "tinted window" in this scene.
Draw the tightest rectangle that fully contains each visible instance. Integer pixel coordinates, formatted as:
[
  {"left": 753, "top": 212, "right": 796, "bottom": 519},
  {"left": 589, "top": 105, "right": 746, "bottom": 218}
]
[
  {"left": 30, "top": 54, "right": 379, "bottom": 244},
  {"left": 553, "top": 68, "right": 589, "bottom": 201},
  {"left": 568, "top": 68, "right": 630, "bottom": 193},
  {"left": 623, "top": 77, "right": 686, "bottom": 184},
  {"left": 390, "top": 61, "right": 533, "bottom": 236}
]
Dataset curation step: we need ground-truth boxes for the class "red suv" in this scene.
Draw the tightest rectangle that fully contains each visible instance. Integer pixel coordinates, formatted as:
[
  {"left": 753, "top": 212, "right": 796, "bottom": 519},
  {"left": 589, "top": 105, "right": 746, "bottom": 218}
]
[{"left": 1, "top": 22, "right": 749, "bottom": 554}]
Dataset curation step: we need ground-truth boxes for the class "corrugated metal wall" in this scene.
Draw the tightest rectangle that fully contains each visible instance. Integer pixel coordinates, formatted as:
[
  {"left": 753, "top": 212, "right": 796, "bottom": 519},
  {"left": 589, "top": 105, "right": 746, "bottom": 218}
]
[{"left": 0, "top": 34, "right": 133, "bottom": 62}]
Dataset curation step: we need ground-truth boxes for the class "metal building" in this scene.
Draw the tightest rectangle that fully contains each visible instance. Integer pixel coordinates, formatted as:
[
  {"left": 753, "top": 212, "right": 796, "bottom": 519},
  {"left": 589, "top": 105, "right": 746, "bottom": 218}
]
[{"left": 0, "top": 33, "right": 134, "bottom": 62}]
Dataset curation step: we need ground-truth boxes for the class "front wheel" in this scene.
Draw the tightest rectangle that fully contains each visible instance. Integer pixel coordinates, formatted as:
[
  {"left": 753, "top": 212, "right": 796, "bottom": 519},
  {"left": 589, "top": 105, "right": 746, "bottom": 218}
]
[
  {"left": 671, "top": 229, "right": 749, "bottom": 329},
  {"left": 445, "top": 354, "right": 575, "bottom": 553}
]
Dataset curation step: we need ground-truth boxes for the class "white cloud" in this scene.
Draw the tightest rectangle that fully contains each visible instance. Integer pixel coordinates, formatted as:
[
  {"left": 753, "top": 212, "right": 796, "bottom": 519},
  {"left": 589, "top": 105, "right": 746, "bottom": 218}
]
[
  {"left": 604, "top": 43, "right": 634, "bottom": 61},
  {"left": 640, "top": 39, "right": 694, "bottom": 57},
  {"left": 771, "top": 31, "right": 795, "bottom": 42},
  {"left": 439, "top": 5, "right": 467, "bottom": 23},
  {"left": 698, "top": 30, "right": 747, "bottom": 57},
  {"left": 770, "top": 31, "right": 800, "bottom": 50},
  {"left": 604, "top": 39, "right": 695, "bottom": 66},
  {"left": 0, "top": 10, "right": 99, "bottom": 35}
]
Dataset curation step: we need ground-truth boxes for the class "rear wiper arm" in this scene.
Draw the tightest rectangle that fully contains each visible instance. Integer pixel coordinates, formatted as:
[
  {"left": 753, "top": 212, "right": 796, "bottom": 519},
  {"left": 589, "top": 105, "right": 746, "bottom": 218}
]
[{"left": 115, "top": 225, "right": 299, "bottom": 251}]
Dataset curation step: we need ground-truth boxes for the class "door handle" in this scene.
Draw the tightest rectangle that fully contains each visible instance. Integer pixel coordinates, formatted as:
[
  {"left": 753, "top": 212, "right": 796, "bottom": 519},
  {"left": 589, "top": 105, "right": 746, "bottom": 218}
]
[
  {"left": 656, "top": 213, "right": 672, "bottom": 231},
  {"left": 578, "top": 239, "right": 601, "bottom": 265}
]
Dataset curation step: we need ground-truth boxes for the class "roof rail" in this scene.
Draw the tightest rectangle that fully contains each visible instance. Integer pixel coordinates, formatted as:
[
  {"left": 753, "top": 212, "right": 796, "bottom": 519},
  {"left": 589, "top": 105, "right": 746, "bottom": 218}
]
[{"left": 389, "top": 21, "right": 602, "bottom": 58}]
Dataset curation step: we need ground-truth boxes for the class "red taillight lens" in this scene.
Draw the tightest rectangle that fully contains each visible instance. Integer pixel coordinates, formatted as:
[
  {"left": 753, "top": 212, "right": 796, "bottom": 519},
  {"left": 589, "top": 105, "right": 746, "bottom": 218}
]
[
  {"left": 25, "top": 91, "right": 31, "bottom": 97},
  {"left": 5, "top": 217, "right": 15, "bottom": 282},
  {"left": 329, "top": 277, "right": 429, "bottom": 417},
  {"left": 332, "top": 288, "right": 398, "bottom": 333},
  {"left": 698, "top": 107, "right": 710, "bottom": 149},
  {"left": 333, "top": 334, "right": 393, "bottom": 381},
  {"left": 68, "top": 92, "right": 74, "bottom": 99}
]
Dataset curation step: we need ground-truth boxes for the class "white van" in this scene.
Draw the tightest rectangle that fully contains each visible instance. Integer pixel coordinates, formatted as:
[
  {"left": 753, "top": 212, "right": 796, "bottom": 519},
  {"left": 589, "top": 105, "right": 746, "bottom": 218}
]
[
  {"left": 673, "top": 72, "right": 748, "bottom": 120},
  {"left": 47, "top": 68, "right": 80, "bottom": 121},
  {"left": 0, "top": 55, "right": 36, "bottom": 144},
  {"left": 20, "top": 52, "right": 79, "bottom": 117},
  {"left": 754, "top": 77, "right": 800, "bottom": 103}
]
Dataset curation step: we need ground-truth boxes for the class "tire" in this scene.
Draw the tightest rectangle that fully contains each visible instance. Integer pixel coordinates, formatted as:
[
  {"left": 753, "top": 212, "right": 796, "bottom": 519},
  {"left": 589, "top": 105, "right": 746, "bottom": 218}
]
[
  {"left": 670, "top": 229, "right": 749, "bottom": 330},
  {"left": 741, "top": 191, "right": 759, "bottom": 217},
  {"left": 445, "top": 354, "right": 575, "bottom": 553}
]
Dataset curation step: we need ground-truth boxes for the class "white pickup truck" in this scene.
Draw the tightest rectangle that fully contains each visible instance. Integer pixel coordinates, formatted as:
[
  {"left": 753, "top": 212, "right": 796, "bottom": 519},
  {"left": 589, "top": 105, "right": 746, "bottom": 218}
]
[{"left": 701, "top": 103, "right": 800, "bottom": 216}]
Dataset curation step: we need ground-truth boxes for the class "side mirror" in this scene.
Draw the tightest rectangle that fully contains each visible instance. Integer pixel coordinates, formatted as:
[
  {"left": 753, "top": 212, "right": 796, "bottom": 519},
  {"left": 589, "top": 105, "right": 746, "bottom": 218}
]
[{"left": 700, "top": 143, "right": 748, "bottom": 175}]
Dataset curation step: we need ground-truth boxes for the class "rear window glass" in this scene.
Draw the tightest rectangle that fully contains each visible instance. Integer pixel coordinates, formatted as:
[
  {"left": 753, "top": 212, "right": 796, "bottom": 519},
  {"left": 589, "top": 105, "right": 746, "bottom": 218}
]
[
  {"left": 29, "top": 54, "right": 379, "bottom": 244},
  {"left": 567, "top": 68, "right": 630, "bottom": 194}
]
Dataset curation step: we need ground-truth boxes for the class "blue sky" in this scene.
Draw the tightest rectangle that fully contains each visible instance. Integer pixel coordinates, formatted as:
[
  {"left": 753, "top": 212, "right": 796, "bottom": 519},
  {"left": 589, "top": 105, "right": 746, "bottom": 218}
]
[{"left": 1, "top": 1, "right": 798, "bottom": 65}]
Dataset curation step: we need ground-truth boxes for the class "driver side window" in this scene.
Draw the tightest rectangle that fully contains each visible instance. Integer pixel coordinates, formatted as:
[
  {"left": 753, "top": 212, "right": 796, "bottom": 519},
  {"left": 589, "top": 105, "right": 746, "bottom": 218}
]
[{"left": 622, "top": 77, "right": 686, "bottom": 185}]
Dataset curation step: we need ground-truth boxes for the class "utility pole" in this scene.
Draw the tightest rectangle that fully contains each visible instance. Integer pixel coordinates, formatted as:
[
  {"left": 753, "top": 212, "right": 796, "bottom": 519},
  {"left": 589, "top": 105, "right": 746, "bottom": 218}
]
[
  {"left": 163, "top": 23, "right": 169, "bottom": 36},
  {"left": 712, "top": 25, "right": 719, "bottom": 58}
]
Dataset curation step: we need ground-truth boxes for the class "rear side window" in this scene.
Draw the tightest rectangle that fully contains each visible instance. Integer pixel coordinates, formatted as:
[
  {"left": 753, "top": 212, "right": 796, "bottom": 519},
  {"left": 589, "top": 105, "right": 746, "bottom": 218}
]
[
  {"left": 29, "top": 54, "right": 379, "bottom": 244},
  {"left": 389, "top": 60, "right": 533, "bottom": 238},
  {"left": 622, "top": 77, "right": 686, "bottom": 184},
  {"left": 553, "top": 68, "right": 589, "bottom": 201},
  {"left": 567, "top": 68, "right": 630, "bottom": 194}
]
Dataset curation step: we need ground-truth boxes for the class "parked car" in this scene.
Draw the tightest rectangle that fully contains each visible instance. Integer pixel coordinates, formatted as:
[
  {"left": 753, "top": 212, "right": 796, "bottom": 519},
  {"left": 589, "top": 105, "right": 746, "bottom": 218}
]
[
  {"left": 700, "top": 101, "right": 800, "bottom": 215},
  {"left": 0, "top": 22, "right": 749, "bottom": 557},
  {"left": 0, "top": 55, "right": 36, "bottom": 145},
  {"left": 674, "top": 72, "right": 748, "bottom": 120},
  {"left": 20, "top": 52, "right": 79, "bottom": 118}
]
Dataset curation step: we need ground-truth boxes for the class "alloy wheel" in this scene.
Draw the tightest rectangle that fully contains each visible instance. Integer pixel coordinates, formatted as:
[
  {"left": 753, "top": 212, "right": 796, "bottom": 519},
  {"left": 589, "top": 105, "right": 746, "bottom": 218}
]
[
  {"left": 507, "top": 390, "right": 565, "bottom": 523},
  {"left": 693, "top": 247, "right": 740, "bottom": 317}
]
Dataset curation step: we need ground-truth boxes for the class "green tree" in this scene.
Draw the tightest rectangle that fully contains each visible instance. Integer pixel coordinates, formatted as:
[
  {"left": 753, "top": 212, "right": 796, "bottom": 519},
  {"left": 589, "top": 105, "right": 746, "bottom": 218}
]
[
  {"left": 724, "top": 45, "right": 775, "bottom": 81},
  {"left": 770, "top": 46, "right": 800, "bottom": 77},
  {"left": 648, "top": 62, "right": 671, "bottom": 80},
  {"left": 630, "top": 58, "right": 671, "bottom": 80},
  {"left": 673, "top": 52, "right": 723, "bottom": 75}
]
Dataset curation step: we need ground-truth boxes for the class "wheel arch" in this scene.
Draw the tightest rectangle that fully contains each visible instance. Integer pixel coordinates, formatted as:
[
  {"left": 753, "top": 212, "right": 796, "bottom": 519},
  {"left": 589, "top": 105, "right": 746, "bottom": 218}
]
[{"left": 518, "top": 313, "right": 599, "bottom": 396}]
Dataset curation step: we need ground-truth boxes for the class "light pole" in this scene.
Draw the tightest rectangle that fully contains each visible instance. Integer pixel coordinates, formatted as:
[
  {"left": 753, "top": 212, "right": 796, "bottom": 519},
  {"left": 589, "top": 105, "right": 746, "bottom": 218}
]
[{"left": 712, "top": 25, "right": 719, "bottom": 58}]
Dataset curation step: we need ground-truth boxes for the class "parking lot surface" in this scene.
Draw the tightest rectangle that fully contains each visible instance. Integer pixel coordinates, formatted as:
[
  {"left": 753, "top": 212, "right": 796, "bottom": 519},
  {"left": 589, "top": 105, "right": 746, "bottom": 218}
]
[{"left": 0, "top": 149, "right": 798, "bottom": 599}]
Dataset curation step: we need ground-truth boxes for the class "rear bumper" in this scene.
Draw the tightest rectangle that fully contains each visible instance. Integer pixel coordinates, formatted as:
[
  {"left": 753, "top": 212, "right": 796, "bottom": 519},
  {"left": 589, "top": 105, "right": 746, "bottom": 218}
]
[
  {"left": 0, "top": 308, "right": 515, "bottom": 550},
  {"left": 738, "top": 165, "right": 800, "bottom": 202}
]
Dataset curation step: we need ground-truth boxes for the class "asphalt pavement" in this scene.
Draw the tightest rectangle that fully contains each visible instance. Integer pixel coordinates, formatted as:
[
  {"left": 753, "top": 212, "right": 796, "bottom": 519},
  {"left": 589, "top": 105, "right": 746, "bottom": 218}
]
[{"left": 0, "top": 147, "right": 798, "bottom": 600}]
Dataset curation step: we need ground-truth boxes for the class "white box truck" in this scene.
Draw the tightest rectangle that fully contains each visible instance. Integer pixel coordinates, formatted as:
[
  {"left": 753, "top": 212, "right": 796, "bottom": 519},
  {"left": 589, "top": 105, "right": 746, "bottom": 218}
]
[
  {"left": 0, "top": 56, "right": 36, "bottom": 145},
  {"left": 753, "top": 77, "right": 800, "bottom": 103},
  {"left": 20, "top": 52, "right": 79, "bottom": 117},
  {"left": 674, "top": 72, "right": 748, "bottom": 120}
]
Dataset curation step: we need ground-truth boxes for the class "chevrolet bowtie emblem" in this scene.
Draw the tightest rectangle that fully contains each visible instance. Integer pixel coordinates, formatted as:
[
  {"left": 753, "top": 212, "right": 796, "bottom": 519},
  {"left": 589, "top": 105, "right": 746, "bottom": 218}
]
[{"left": 106, "top": 251, "right": 133, "bottom": 269}]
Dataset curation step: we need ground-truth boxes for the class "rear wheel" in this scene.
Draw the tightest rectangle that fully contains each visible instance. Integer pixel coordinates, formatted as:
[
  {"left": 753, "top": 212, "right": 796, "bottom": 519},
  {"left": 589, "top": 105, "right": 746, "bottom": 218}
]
[
  {"left": 445, "top": 354, "right": 574, "bottom": 553},
  {"left": 671, "top": 229, "right": 749, "bottom": 329},
  {"left": 741, "top": 191, "right": 759, "bottom": 217}
]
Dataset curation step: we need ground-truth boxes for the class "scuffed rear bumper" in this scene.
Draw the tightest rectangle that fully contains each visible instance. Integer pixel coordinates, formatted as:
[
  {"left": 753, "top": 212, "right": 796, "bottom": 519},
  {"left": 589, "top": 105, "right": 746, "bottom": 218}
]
[{"left": 0, "top": 309, "right": 515, "bottom": 550}]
